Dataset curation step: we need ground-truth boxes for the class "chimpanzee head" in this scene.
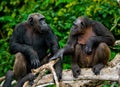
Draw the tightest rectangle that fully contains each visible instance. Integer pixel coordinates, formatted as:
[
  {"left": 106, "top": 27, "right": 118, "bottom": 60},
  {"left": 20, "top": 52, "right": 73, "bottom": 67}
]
[
  {"left": 70, "top": 16, "right": 92, "bottom": 35},
  {"left": 28, "top": 13, "right": 50, "bottom": 33}
]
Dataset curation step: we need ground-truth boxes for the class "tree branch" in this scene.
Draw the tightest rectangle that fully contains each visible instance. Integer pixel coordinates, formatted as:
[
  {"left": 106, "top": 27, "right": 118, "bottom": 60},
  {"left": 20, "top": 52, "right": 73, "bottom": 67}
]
[
  {"left": 31, "top": 59, "right": 59, "bottom": 87},
  {"left": 1, "top": 53, "right": 120, "bottom": 87},
  {"left": 31, "top": 54, "right": 120, "bottom": 87}
]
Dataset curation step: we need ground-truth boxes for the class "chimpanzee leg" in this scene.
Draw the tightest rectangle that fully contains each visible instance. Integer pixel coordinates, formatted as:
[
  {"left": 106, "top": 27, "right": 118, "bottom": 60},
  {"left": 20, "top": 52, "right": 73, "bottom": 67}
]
[
  {"left": 92, "top": 43, "right": 110, "bottom": 75},
  {"left": 13, "top": 52, "right": 28, "bottom": 80},
  {"left": 3, "top": 52, "right": 28, "bottom": 87},
  {"left": 72, "top": 44, "right": 82, "bottom": 78},
  {"left": 54, "top": 58, "right": 62, "bottom": 81},
  {"left": 14, "top": 52, "right": 35, "bottom": 87}
]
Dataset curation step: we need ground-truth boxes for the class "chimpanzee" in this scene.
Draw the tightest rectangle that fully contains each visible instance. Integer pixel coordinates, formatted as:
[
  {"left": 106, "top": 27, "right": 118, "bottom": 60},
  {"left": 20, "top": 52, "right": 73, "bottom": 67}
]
[
  {"left": 3, "top": 13, "right": 62, "bottom": 87},
  {"left": 50, "top": 16, "right": 115, "bottom": 78}
]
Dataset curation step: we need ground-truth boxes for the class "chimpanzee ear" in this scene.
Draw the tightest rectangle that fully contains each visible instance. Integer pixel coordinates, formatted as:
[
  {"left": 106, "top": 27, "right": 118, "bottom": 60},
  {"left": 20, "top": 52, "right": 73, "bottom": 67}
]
[{"left": 28, "top": 17, "right": 34, "bottom": 26}]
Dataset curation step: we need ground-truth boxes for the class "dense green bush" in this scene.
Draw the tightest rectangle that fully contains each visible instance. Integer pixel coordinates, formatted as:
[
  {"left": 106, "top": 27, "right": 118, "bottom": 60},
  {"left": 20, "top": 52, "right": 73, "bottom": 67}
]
[{"left": 0, "top": 0, "right": 120, "bottom": 86}]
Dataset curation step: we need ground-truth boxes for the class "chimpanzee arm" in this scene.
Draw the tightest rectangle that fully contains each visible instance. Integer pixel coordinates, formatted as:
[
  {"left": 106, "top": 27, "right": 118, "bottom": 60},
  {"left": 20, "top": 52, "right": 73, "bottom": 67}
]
[
  {"left": 45, "top": 30, "right": 59, "bottom": 55},
  {"left": 10, "top": 23, "right": 40, "bottom": 68},
  {"left": 45, "top": 30, "right": 63, "bottom": 81},
  {"left": 63, "top": 34, "right": 77, "bottom": 54},
  {"left": 50, "top": 32, "right": 77, "bottom": 60},
  {"left": 92, "top": 22, "right": 115, "bottom": 46},
  {"left": 10, "top": 23, "right": 35, "bottom": 56},
  {"left": 85, "top": 22, "right": 115, "bottom": 54}
]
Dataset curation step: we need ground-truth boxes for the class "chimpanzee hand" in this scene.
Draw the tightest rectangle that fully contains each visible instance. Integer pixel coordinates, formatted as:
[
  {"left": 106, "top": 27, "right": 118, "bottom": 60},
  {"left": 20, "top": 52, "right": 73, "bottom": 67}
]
[
  {"left": 85, "top": 45, "right": 92, "bottom": 55},
  {"left": 29, "top": 53, "right": 40, "bottom": 69},
  {"left": 49, "top": 49, "right": 64, "bottom": 61},
  {"left": 85, "top": 39, "right": 93, "bottom": 55},
  {"left": 72, "top": 64, "right": 81, "bottom": 78}
]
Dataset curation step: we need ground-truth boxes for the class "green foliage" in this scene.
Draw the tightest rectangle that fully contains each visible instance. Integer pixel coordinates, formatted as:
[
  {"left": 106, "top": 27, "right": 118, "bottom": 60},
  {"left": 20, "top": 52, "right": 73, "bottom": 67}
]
[
  {"left": 0, "top": 38, "right": 14, "bottom": 76},
  {"left": 102, "top": 81, "right": 118, "bottom": 87},
  {"left": 0, "top": 0, "right": 120, "bottom": 86}
]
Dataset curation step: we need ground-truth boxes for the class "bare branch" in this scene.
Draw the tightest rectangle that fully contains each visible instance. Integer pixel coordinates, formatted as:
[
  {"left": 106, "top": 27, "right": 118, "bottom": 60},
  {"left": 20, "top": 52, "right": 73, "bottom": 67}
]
[
  {"left": 31, "top": 59, "right": 59, "bottom": 87},
  {"left": 115, "top": 40, "right": 120, "bottom": 45},
  {"left": 0, "top": 76, "right": 5, "bottom": 82},
  {"left": 34, "top": 54, "right": 120, "bottom": 86}
]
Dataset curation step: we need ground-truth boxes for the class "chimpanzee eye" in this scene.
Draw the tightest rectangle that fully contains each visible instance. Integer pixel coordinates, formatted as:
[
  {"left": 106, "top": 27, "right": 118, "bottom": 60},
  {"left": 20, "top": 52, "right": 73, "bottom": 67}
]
[
  {"left": 29, "top": 17, "right": 33, "bottom": 22},
  {"left": 39, "top": 18, "right": 45, "bottom": 22}
]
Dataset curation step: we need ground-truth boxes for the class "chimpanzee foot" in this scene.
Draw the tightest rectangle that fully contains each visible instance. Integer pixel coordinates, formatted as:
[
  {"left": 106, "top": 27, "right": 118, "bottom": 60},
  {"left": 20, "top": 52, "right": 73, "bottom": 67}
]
[
  {"left": 3, "top": 70, "right": 14, "bottom": 87},
  {"left": 16, "top": 73, "right": 35, "bottom": 87},
  {"left": 72, "top": 64, "right": 81, "bottom": 78},
  {"left": 92, "top": 63, "right": 104, "bottom": 75}
]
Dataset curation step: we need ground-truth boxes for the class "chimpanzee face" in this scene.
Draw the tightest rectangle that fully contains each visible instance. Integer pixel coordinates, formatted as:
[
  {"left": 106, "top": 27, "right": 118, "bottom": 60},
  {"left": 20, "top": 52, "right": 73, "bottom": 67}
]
[
  {"left": 28, "top": 13, "right": 50, "bottom": 33},
  {"left": 71, "top": 16, "right": 92, "bottom": 36},
  {"left": 71, "top": 17, "right": 85, "bottom": 35}
]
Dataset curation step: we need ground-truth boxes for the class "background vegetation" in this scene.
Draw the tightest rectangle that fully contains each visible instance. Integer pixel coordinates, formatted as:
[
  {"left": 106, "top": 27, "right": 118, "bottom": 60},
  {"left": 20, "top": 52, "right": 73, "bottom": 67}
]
[{"left": 0, "top": 0, "right": 120, "bottom": 86}]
